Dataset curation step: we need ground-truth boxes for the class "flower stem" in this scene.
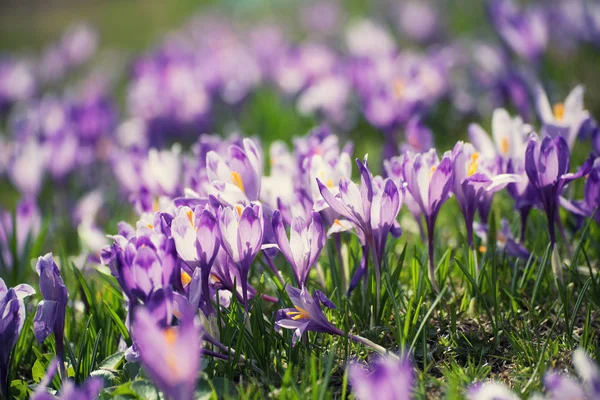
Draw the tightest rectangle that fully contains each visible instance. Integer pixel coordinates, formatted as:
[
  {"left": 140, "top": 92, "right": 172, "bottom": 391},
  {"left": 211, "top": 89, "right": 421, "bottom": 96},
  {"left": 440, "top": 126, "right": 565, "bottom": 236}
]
[{"left": 349, "top": 334, "right": 399, "bottom": 361}]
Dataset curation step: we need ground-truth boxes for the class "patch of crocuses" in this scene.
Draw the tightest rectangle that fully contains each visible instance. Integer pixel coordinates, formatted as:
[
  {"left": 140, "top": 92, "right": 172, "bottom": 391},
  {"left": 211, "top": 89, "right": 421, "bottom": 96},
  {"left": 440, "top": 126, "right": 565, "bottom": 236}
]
[{"left": 2, "top": 0, "right": 600, "bottom": 398}]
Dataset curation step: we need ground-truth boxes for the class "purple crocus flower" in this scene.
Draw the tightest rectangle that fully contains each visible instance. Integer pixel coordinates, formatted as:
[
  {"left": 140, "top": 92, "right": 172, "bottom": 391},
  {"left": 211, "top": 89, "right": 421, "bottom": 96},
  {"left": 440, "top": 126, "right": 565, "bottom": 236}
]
[
  {"left": 317, "top": 157, "right": 402, "bottom": 295},
  {"left": 206, "top": 138, "right": 263, "bottom": 206},
  {"left": 402, "top": 150, "right": 453, "bottom": 290},
  {"left": 399, "top": 116, "right": 434, "bottom": 154},
  {"left": 34, "top": 253, "right": 68, "bottom": 376},
  {"left": 473, "top": 220, "right": 531, "bottom": 260},
  {"left": 132, "top": 302, "right": 201, "bottom": 400},
  {"left": 561, "top": 160, "right": 600, "bottom": 224},
  {"left": 275, "top": 285, "right": 343, "bottom": 346},
  {"left": 452, "top": 142, "right": 518, "bottom": 248},
  {"left": 536, "top": 85, "right": 590, "bottom": 149},
  {"left": 217, "top": 203, "right": 264, "bottom": 311},
  {"left": 171, "top": 205, "right": 220, "bottom": 314},
  {"left": 0, "top": 278, "right": 35, "bottom": 398},
  {"left": 32, "top": 358, "right": 103, "bottom": 400},
  {"left": 272, "top": 210, "right": 325, "bottom": 287},
  {"left": 487, "top": 0, "right": 548, "bottom": 63},
  {"left": 348, "top": 356, "right": 414, "bottom": 400},
  {"left": 101, "top": 227, "right": 177, "bottom": 305},
  {"left": 524, "top": 134, "right": 593, "bottom": 245}
]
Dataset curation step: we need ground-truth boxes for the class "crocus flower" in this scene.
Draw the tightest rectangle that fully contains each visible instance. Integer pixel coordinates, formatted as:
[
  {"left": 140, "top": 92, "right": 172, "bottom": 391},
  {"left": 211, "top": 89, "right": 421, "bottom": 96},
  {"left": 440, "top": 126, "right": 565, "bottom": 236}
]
[
  {"left": 34, "top": 253, "right": 68, "bottom": 376},
  {"left": 171, "top": 205, "right": 220, "bottom": 314},
  {"left": 402, "top": 149, "right": 453, "bottom": 290},
  {"left": 217, "top": 203, "right": 264, "bottom": 310},
  {"left": 487, "top": 0, "right": 548, "bottom": 63},
  {"left": 536, "top": 85, "right": 590, "bottom": 149},
  {"left": 452, "top": 142, "right": 518, "bottom": 248},
  {"left": 468, "top": 108, "right": 530, "bottom": 165},
  {"left": 348, "top": 356, "right": 414, "bottom": 400},
  {"left": 102, "top": 230, "right": 177, "bottom": 305},
  {"left": 0, "top": 278, "right": 35, "bottom": 398},
  {"left": 524, "top": 134, "right": 593, "bottom": 245},
  {"left": 561, "top": 160, "right": 600, "bottom": 225},
  {"left": 207, "top": 138, "right": 263, "bottom": 206},
  {"left": 473, "top": 220, "right": 531, "bottom": 260},
  {"left": 318, "top": 158, "right": 402, "bottom": 295},
  {"left": 466, "top": 381, "right": 519, "bottom": 400},
  {"left": 32, "top": 358, "right": 103, "bottom": 400},
  {"left": 132, "top": 302, "right": 202, "bottom": 400},
  {"left": 272, "top": 210, "right": 325, "bottom": 287},
  {"left": 275, "top": 285, "right": 343, "bottom": 346},
  {"left": 400, "top": 116, "right": 434, "bottom": 154}
]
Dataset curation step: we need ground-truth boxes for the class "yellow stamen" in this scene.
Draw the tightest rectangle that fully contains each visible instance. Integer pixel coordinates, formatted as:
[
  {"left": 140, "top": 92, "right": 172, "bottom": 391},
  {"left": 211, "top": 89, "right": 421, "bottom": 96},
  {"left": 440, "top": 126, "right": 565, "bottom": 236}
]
[
  {"left": 500, "top": 137, "right": 509, "bottom": 155},
  {"left": 428, "top": 165, "right": 437, "bottom": 178},
  {"left": 186, "top": 210, "right": 194, "bottom": 227},
  {"left": 181, "top": 271, "right": 192, "bottom": 286},
  {"left": 152, "top": 198, "right": 159, "bottom": 212},
  {"left": 479, "top": 245, "right": 487, "bottom": 253},
  {"left": 326, "top": 179, "right": 334, "bottom": 188},
  {"left": 210, "top": 274, "right": 221, "bottom": 283},
  {"left": 231, "top": 171, "right": 245, "bottom": 193},
  {"left": 393, "top": 78, "right": 405, "bottom": 99},
  {"left": 286, "top": 306, "right": 311, "bottom": 321},
  {"left": 553, "top": 103, "right": 565, "bottom": 122},
  {"left": 147, "top": 223, "right": 154, "bottom": 230},
  {"left": 334, "top": 219, "right": 342, "bottom": 226},
  {"left": 467, "top": 152, "right": 480, "bottom": 177},
  {"left": 163, "top": 327, "right": 178, "bottom": 345},
  {"left": 235, "top": 204, "right": 243, "bottom": 216}
]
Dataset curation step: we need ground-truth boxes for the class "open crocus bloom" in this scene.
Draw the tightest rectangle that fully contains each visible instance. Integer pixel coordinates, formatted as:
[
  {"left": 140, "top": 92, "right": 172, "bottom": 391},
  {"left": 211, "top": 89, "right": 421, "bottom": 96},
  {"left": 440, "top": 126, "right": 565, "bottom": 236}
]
[
  {"left": 133, "top": 303, "right": 201, "bottom": 400},
  {"left": 468, "top": 107, "right": 530, "bottom": 164},
  {"left": 452, "top": 142, "right": 519, "bottom": 247},
  {"left": 207, "top": 138, "right": 263, "bottom": 206},
  {"left": 275, "top": 285, "right": 343, "bottom": 346},
  {"left": 467, "top": 381, "right": 519, "bottom": 400},
  {"left": 536, "top": 85, "right": 591, "bottom": 149}
]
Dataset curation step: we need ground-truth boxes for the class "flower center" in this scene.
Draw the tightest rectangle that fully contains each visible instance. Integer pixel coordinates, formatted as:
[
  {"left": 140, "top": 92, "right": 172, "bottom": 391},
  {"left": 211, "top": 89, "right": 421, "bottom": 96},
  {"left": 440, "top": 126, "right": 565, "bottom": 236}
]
[
  {"left": 235, "top": 204, "right": 244, "bottom": 216},
  {"left": 327, "top": 179, "right": 334, "bottom": 188},
  {"left": 428, "top": 165, "right": 437, "bottom": 178},
  {"left": 286, "top": 306, "right": 311, "bottom": 320},
  {"left": 500, "top": 137, "right": 509, "bottom": 155},
  {"left": 181, "top": 271, "right": 192, "bottom": 286},
  {"left": 147, "top": 223, "right": 154, "bottom": 230},
  {"left": 467, "top": 152, "right": 479, "bottom": 177},
  {"left": 553, "top": 103, "right": 565, "bottom": 122},
  {"left": 231, "top": 171, "right": 245, "bottom": 193},
  {"left": 393, "top": 78, "right": 405, "bottom": 99},
  {"left": 186, "top": 210, "right": 194, "bottom": 227},
  {"left": 163, "top": 327, "right": 178, "bottom": 345}
]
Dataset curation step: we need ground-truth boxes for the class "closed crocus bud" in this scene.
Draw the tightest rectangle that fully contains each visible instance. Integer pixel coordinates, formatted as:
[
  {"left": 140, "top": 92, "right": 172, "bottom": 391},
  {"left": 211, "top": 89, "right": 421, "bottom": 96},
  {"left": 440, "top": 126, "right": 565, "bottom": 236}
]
[
  {"left": 0, "top": 278, "right": 35, "bottom": 398},
  {"left": 34, "top": 253, "right": 68, "bottom": 374},
  {"left": 172, "top": 205, "right": 220, "bottom": 315},
  {"left": 272, "top": 210, "right": 325, "bottom": 287},
  {"left": 525, "top": 134, "right": 593, "bottom": 245},
  {"left": 218, "top": 203, "right": 264, "bottom": 311},
  {"left": 402, "top": 149, "right": 453, "bottom": 291}
]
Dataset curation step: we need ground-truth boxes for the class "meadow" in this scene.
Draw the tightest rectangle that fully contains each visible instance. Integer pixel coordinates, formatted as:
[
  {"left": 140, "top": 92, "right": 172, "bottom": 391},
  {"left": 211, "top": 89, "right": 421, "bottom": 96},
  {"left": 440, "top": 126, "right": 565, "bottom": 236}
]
[{"left": 0, "top": 0, "right": 599, "bottom": 399}]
